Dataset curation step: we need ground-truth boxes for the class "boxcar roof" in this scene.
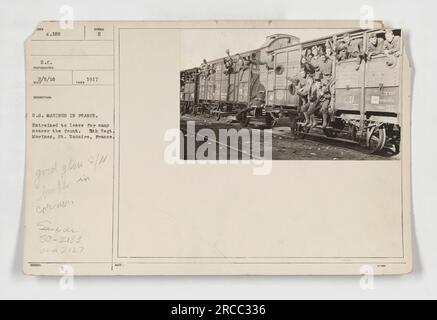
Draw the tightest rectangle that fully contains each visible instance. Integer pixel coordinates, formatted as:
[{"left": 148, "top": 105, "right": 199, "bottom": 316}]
[
  {"left": 182, "top": 28, "right": 399, "bottom": 70},
  {"left": 206, "top": 48, "right": 261, "bottom": 65},
  {"left": 180, "top": 67, "right": 199, "bottom": 73}
]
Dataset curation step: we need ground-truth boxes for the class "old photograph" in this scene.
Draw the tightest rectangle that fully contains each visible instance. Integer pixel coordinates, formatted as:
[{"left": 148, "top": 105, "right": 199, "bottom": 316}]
[
  {"left": 180, "top": 28, "right": 403, "bottom": 160},
  {"left": 20, "top": 21, "right": 411, "bottom": 277}
]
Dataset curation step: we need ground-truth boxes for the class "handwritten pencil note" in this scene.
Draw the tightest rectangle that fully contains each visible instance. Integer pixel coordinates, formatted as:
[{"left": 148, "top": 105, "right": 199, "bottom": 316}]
[{"left": 23, "top": 21, "right": 413, "bottom": 276}]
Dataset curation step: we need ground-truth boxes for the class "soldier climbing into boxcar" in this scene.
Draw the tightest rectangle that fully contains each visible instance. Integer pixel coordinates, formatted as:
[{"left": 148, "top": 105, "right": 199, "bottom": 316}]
[
  {"left": 238, "top": 52, "right": 257, "bottom": 81},
  {"left": 235, "top": 53, "right": 244, "bottom": 72},
  {"left": 383, "top": 29, "right": 401, "bottom": 66},
  {"left": 287, "top": 70, "right": 309, "bottom": 111},
  {"left": 199, "top": 59, "right": 211, "bottom": 79},
  {"left": 235, "top": 53, "right": 248, "bottom": 81},
  {"left": 286, "top": 69, "right": 313, "bottom": 132},
  {"left": 224, "top": 49, "right": 235, "bottom": 75},
  {"left": 259, "top": 52, "right": 275, "bottom": 70}
]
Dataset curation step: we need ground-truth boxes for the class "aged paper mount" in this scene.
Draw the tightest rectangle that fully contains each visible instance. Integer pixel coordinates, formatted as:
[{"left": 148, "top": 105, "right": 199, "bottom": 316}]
[{"left": 23, "top": 21, "right": 412, "bottom": 275}]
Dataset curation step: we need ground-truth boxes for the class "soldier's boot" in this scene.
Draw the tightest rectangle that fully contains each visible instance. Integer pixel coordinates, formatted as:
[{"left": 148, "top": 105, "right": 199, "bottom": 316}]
[
  {"left": 309, "top": 115, "right": 318, "bottom": 129},
  {"left": 321, "top": 113, "right": 329, "bottom": 129},
  {"left": 355, "top": 61, "right": 361, "bottom": 71},
  {"left": 303, "top": 112, "right": 310, "bottom": 127},
  {"left": 329, "top": 110, "right": 335, "bottom": 124},
  {"left": 354, "top": 55, "right": 361, "bottom": 71}
]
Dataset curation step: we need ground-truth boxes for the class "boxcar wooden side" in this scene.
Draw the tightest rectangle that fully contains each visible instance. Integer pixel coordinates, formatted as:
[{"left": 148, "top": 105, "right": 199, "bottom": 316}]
[
  {"left": 334, "top": 29, "right": 402, "bottom": 126},
  {"left": 180, "top": 68, "right": 199, "bottom": 113},
  {"left": 258, "top": 34, "right": 301, "bottom": 109},
  {"left": 264, "top": 45, "right": 302, "bottom": 109}
]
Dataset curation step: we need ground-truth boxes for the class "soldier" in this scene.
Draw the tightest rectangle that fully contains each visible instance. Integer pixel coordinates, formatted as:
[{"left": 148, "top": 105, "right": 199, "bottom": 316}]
[
  {"left": 335, "top": 35, "right": 348, "bottom": 62},
  {"left": 318, "top": 52, "right": 333, "bottom": 86},
  {"left": 383, "top": 30, "right": 401, "bottom": 66},
  {"left": 287, "top": 69, "right": 310, "bottom": 112},
  {"left": 301, "top": 48, "right": 312, "bottom": 65},
  {"left": 299, "top": 75, "right": 319, "bottom": 127},
  {"left": 310, "top": 45, "right": 322, "bottom": 73},
  {"left": 366, "top": 33, "right": 384, "bottom": 60},
  {"left": 224, "top": 49, "right": 235, "bottom": 75},
  {"left": 259, "top": 52, "right": 275, "bottom": 71},
  {"left": 306, "top": 77, "right": 332, "bottom": 129},
  {"left": 325, "top": 46, "right": 334, "bottom": 61},
  {"left": 304, "top": 76, "right": 323, "bottom": 128},
  {"left": 244, "top": 53, "right": 258, "bottom": 69},
  {"left": 199, "top": 59, "right": 210, "bottom": 78},
  {"left": 235, "top": 54, "right": 244, "bottom": 72},
  {"left": 235, "top": 53, "right": 254, "bottom": 81},
  {"left": 336, "top": 33, "right": 364, "bottom": 70},
  {"left": 301, "top": 56, "right": 316, "bottom": 78},
  {"left": 325, "top": 39, "right": 335, "bottom": 60},
  {"left": 318, "top": 82, "right": 333, "bottom": 129}
]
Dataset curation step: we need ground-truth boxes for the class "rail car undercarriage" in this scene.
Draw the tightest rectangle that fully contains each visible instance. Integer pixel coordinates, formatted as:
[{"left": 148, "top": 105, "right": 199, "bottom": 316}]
[
  {"left": 181, "top": 102, "right": 400, "bottom": 155},
  {"left": 293, "top": 116, "right": 400, "bottom": 154}
]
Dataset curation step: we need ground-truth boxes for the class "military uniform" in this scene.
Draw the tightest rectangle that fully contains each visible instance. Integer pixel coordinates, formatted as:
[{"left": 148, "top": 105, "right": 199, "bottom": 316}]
[
  {"left": 383, "top": 34, "right": 401, "bottom": 66},
  {"left": 318, "top": 58, "right": 333, "bottom": 85},
  {"left": 347, "top": 38, "right": 364, "bottom": 59},
  {"left": 336, "top": 38, "right": 364, "bottom": 61},
  {"left": 287, "top": 74, "right": 306, "bottom": 92},
  {"left": 383, "top": 35, "right": 401, "bottom": 55},
  {"left": 301, "top": 60, "right": 315, "bottom": 77},
  {"left": 200, "top": 62, "right": 210, "bottom": 78},
  {"left": 235, "top": 56, "right": 245, "bottom": 73},
  {"left": 287, "top": 74, "right": 310, "bottom": 112},
  {"left": 302, "top": 79, "right": 320, "bottom": 113},
  {"left": 367, "top": 37, "right": 384, "bottom": 58},
  {"left": 310, "top": 55, "right": 322, "bottom": 78},
  {"left": 224, "top": 56, "right": 234, "bottom": 75},
  {"left": 318, "top": 86, "right": 332, "bottom": 128},
  {"left": 306, "top": 81, "right": 332, "bottom": 129},
  {"left": 335, "top": 40, "right": 348, "bottom": 61}
]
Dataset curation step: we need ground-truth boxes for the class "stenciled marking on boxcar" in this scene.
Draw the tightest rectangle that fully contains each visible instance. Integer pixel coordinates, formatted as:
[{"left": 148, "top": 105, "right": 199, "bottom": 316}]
[{"left": 365, "top": 87, "right": 399, "bottom": 113}]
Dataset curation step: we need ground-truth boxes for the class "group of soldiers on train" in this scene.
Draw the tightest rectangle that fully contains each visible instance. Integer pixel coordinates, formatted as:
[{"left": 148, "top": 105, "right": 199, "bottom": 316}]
[{"left": 196, "top": 29, "right": 401, "bottom": 130}]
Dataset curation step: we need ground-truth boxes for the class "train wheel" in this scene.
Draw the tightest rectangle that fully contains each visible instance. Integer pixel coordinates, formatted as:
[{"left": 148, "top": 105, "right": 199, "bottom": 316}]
[{"left": 367, "top": 126, "right": 387, "bottom": 154}]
